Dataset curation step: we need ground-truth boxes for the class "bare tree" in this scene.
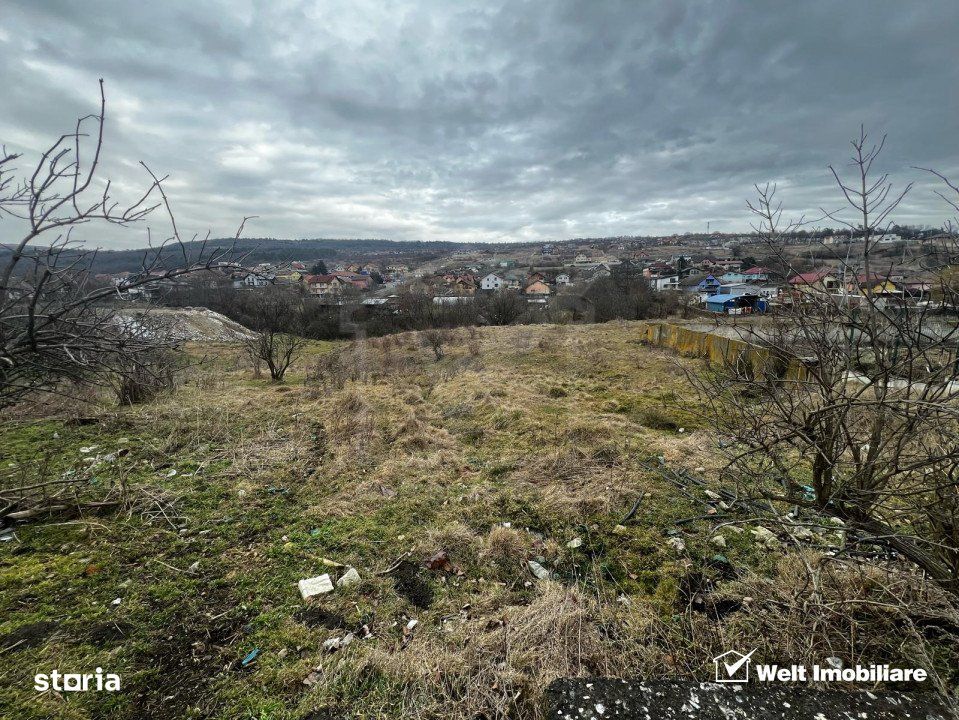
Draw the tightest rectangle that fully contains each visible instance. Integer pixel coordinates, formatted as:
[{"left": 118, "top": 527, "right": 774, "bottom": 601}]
[
  {"left": 693, "top": 129, "right": 959, "bottom": 596},
  {"left": 241, "top": 289, "right": 308, "bottom": 381},
  {"left": 0, "top": 80, "right": 249, "bottom": 407}
]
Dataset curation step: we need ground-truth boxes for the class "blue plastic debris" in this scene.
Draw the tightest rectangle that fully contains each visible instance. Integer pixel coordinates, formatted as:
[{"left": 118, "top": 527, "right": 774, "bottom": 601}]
[{"left": 241, "top": 649, "right": 260, "bottom": 667}]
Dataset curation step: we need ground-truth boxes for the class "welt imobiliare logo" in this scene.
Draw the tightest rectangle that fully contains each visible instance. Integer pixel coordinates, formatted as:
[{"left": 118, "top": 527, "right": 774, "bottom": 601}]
[{"left": 713, "top": 650, "right": 929, "bottom": 684}]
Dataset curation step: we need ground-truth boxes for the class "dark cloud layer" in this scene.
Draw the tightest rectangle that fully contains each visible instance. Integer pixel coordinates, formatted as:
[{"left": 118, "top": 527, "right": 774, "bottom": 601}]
[{"left": 1, "top": 1, "right": 957, "bottom": 247}]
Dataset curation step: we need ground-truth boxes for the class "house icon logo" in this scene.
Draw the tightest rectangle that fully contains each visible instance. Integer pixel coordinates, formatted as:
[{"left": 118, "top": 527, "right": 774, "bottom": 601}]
[{"left": 714, "top": 649, "right": 756, "bottom": 683}]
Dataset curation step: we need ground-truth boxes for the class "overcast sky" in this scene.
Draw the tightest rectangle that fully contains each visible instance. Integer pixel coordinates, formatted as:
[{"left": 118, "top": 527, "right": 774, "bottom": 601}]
[{"left": 2, "top": 1, "right": 958, "bottom": 248}]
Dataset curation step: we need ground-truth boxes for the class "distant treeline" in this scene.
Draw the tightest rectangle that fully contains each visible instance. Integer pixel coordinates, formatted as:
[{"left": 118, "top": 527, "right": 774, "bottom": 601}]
[{"left": 0, "top": 238, "right": 480, "bottom": 275}]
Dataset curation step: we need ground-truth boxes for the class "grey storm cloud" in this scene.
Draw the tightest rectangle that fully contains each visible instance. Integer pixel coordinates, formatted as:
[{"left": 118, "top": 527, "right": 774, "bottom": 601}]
[{"left": 1, "top": 0, "right": 957, "bottom": 248}]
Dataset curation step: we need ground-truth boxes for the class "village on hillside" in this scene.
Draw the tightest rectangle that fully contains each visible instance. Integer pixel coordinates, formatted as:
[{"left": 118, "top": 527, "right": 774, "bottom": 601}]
[{"left": 96, "top": 230, "right": 952, "bottom": 318}]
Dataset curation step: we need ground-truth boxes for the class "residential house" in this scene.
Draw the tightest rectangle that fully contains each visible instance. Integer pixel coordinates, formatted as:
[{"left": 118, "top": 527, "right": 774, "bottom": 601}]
[
  {"left": 331, "top": 271, "right": 373, "bottom": 291},
  {"left": 788, "top": 269, "right": 840, "bottom": 294},
  {"left": 718, "top": 271, "right": 753, "bottom": 284},
  {"left": 480, "top": 272, "right": 507, "bottom": 291},
  {"left": 742, "top": 266, "right": 770, "bottom": 282},
  {"left": 572, "top": 254, "right": 601, "bottom": 267},
  {"left": 845, "top": 273, "right": 901, "bottom": 297},
  {"left": 702, "top": 257, "right": 743, "bottom": 272},
  {"left": 232, "top": 271, "right": 273, "bottom": 289},
  {"left": 441, "top": 273, "right": 476, "bottom": 295},
  {"left": 523, "top": 280, "right": 551, "bottom": 296},
  {"left": 555, "top": 273, "right": 571, "bottom": 286},
  {"left": 694, "top": 274, "right": 722, "bottom": 294},
  {"left": 305, "top": 274, "right": 349, "bottom": 298}
]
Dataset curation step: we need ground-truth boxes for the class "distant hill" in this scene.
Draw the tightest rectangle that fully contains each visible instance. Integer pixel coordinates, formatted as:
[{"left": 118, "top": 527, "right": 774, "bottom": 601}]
[{"left": 0, "top": 237, "right": 485, "bottom": 274}]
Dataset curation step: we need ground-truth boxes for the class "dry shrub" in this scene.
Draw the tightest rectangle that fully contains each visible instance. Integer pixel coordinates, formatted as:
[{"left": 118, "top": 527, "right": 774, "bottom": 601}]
[
  {"left": 321, "top": 583, "right": 613, "bottom": 720},
  {"left": 466, "top": 326, "right": 481, "bottom": 357},
  {"left": 422, "top": 328, "right": 453, "bottom": 360},
  {"left": 326, "top": 389, "right": 375, "bottom": 446},
  {"left": 308, "top": 344, "right": 364, "bottom": 391},
  {"left": 187, "top": 367, "right": 224, "bottom": 391},
  {"left": 718, "top": 553, "right": 959, "bottom": 678},
  {"left": 112, "top": 350, "right": 181, "bottom": 405}
]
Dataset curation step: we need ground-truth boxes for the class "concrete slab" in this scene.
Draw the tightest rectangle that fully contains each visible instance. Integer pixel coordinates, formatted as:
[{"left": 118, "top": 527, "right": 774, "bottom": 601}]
[{"left": 544, "top": 679, "right": 954, "bottom": 719}]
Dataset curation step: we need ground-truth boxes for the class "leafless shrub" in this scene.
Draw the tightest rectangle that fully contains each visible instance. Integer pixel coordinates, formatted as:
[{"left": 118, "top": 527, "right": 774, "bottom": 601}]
[
  {"left": 112, "top": 348, "right": 181, "bottom": 405},
  {"left": 693, "top": 128, "right": 959, "bottom": 596},
  {"left": 0, "top": 81, "right": 250, "bottom": 407},
  {"left": 422, "top": 327, "right": 452, "bottom": 360}
]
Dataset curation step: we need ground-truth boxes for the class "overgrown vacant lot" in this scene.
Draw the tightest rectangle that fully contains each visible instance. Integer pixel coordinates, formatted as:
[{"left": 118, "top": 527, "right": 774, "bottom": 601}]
[{"left": 1, "top": 322, "right": 957, "bottom": 719}]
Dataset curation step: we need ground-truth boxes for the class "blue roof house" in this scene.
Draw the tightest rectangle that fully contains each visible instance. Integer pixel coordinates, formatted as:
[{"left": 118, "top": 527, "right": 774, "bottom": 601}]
[{"left": 695, "top": 274, "right": 722, "bottom": 294}]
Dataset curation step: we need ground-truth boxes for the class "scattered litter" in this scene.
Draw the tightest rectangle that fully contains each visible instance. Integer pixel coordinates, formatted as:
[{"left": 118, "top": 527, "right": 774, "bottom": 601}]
[
  {"left": 336, "top": 568, "right": 361, "bottom": 587},
  {"left": 165, "top": 469, "right": 177, "bottom": 478},
  {"left": 424, "top": 550, "right": 463, "bottom": 575},
  {"left": 612, "top": 524, "right": 628, "bottom": 535},
  {"left": 303, "top": 668, "right": 322, "bottom": 686},
  {"left": 240, "top": 648, "right": 260, "bottom": 667},
  {"left": 298, "top": 574, "right": 334, "bottom": 599},
  {"left": 751, "top": 526, "right": 780, "bottom": 548},
  {"left": 527, "top": 560, "right": 550, "bottom": 580},
  {"left": 678, "top": 427, "right": 685, "bottom": 433},
  {"left": 110, "top": 598, "right": 122, "bottom": 606},
  {"left": 402, "top": 619, "right": 418, "bottom": 648},
  {"left": 616, "top": 594, "right": 631, "bottom": 606},
  {"left": 79, "top": 446, "right": 99, "bottom": 454},
  {"left": 566, "top": 537, "right": 583, "bottom": 549},
  {"left": 188, "top": 561, "right": 201, "bottom": 572},
  {"left": 425, "top": 550, "right": 453, "bottom": 572},
  {"left": 667, "top": 537, "right": 686, "bottom": 553},
  {"left": 0, "top": 531, "right": 14, "bottom": 542},
  {"left": 711, "top": 535, "right": 727, "bottom": 548},
  {"left": 826, "top": 656, "right": 843, "bottom": 670},
  {"left": 323, "top": 633, "right": 354, "bottom": 652},
  {"left": 320, "top": 557, "right": 344, "bottom": 568},
  {"left": 704, "top": 490, "right": 721, "bottom": 500},
  {"left": 277, "top": 648, "right": 289, "bottom": 660}
]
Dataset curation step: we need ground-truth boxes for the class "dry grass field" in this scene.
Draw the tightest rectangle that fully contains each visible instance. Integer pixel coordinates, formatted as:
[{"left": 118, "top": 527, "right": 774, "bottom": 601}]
[{"left": 1, "top": 322, "right": 956, "bottom": 719}]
